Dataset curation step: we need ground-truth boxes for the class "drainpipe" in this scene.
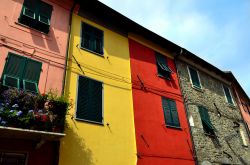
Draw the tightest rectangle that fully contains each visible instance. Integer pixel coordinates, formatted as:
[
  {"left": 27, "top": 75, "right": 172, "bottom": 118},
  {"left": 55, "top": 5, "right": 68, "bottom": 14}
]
[
  {"left": 62, "top": 1, "right": 77, "bottom": 95},
  {"left": 174, "top": 48, "right": 198, "bottom": 165}
]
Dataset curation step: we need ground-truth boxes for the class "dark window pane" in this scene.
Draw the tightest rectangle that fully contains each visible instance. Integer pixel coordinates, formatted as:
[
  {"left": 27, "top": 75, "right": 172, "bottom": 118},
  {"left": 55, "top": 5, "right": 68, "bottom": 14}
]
[
  {"left": 81, "top": 23, "right": 104, "bottom": 54},
  {"left": 189, "top": 67, "right": 201, "bottom": 88},
  {"left": 223, "top": 85, "right": 233, "bottom": 104},
  {"left": 156, "top": 53, "right": 172, "bottom": 79}
]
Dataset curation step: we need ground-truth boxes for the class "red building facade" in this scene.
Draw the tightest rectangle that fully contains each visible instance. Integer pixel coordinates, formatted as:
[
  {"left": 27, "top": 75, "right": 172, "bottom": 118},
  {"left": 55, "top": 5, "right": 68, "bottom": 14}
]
[{"left": 129, "top": 39, "right": 195, "bottom": 165}]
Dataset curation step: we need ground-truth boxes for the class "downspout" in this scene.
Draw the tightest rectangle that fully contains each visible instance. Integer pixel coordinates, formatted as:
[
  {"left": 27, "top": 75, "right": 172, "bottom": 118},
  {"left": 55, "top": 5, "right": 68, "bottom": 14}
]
[
  {"left": 174, "top": 48, "right": 198, "bottom": 165},
  {"left": 62, "top": 1, "right": 77, "bottom": 95}
]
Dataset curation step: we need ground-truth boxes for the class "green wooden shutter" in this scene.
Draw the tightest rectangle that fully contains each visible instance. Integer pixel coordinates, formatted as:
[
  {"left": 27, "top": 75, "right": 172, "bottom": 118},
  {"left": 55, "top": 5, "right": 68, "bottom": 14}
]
[
  {"left": 162, "top": 98, "right": 172, "bottom": 126},
  {"left": 156, "top": 53, "right": 172, "bottom": 79},
  {"left": 37, "top": 1, "right": 52, "bottom": 33},
  {"left": 81, "top": 23, "right": 104, "bottom": 55},
  {"left": 2, "top": 53, "right": 27, "bottom": 80},
  {"left": 189, "top": 67, "right": 201, "bottom": 88},
  {"left": 2, "top": 53, "right": 26, "bottom": 89},
  {"left": 169, "top": 99, "right": 180, "bottom": 127},
  {"left": 19, "top": 0, "right": 39, "bottom": 27},
  {"left": 22, "top": 59, "right": 42, "bottom": 82},
  {"left": 76, "top": 76, "right": 103, "bottom": 123},
  {"left": 162, "top": 97, "right": 180, "bottom": 127},
  {"left": 22, "top": 59, "right": 42, "bottom": 93},
  {"left": 198, "top": 106, "right": 215, "bottom": 133},
  {"left": 223, "top": 85, "right": 233, "bottom": 104},
  {"left": 93, "top": 28, "right": 103, "bottom": 54}
]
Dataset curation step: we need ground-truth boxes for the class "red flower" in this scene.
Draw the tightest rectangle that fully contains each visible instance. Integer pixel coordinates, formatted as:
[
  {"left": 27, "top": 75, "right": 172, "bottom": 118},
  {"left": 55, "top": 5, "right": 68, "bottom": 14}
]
[{"left": 41, "top": 115, "right": 48, "bottom": 122}]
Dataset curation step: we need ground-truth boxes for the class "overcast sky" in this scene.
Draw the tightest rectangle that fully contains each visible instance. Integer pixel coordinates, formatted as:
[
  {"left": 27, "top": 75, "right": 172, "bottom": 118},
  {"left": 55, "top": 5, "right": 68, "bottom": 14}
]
[{"left": 98, "top": 0, "right": 250, "bottom": 97}]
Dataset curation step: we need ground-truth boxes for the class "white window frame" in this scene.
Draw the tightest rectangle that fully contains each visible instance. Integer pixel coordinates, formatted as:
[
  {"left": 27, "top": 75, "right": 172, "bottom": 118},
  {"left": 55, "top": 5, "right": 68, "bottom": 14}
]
[
  {"left": 187, "top": 66, "right": 202, "bottom": 89},
  {"left": 222, "top": 84, "right": 235, "bottom": 105}
]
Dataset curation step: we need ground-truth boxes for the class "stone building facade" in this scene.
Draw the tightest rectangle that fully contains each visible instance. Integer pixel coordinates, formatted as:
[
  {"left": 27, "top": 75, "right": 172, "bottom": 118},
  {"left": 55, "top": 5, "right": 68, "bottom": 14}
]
[{"left": 176, "top": 54, "right": 250, "bottom": 165}]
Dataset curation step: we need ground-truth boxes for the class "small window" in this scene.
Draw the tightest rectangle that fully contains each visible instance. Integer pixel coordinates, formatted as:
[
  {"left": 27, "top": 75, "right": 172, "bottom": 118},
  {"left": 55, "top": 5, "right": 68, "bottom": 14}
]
[
  {"left": 198, "top": 106, "right": 215, "bottom": 134},
  {"left": 155, "top": 52, "right": 172, "bottom": 79},
  {"left": 76, "top": 76, "right": 103, "bottom": 124},
  {"left": 222, "top": 85, "right": 234, "bottom": 105},
  {"left": 162, "top": 97, "right": 180, "bottom": 127},
  {"left": 188, "top": 67, "right": 201, "bottom": 88},
  {"left": 18, "top": 0, "right": 52, "bottom": 34},
  {"left": 81, "top": 23, "right": 104, "bottom": 55},
  {"left": 1, "top": 52, "right": 42, "bottom": 93}
]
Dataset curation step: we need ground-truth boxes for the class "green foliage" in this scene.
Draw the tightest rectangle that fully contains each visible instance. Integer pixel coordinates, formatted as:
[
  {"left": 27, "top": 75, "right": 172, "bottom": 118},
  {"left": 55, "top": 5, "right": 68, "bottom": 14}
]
[{"left": 0, "top": 87, "right": 72, "bottom": 133}]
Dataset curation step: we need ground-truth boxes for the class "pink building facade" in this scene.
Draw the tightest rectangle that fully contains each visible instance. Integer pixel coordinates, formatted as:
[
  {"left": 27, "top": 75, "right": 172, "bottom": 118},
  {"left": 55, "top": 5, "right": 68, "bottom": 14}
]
[
  {"left": 0, "top": 0, "right": 73, "bottom": 94},
  {"left": 0, "top": 0, "right": 73, "bottom": 164}
]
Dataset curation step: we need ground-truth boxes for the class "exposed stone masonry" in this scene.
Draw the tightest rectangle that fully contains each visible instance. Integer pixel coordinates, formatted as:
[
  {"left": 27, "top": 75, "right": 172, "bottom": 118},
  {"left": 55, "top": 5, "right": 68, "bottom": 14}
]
[{"left": 176, "top": 60, "right": 250, "bottom": 165}]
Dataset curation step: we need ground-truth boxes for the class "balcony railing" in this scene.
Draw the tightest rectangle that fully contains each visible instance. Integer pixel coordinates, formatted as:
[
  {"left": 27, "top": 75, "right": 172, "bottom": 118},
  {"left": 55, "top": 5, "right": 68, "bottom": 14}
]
[{"left": 0, "top": 85, "right": 71, "bottom": 138}]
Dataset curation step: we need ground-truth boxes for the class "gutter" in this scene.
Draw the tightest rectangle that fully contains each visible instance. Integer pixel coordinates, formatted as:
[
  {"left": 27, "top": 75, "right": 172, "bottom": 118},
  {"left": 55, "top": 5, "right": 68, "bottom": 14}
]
[
  {"left": 174, "top": 48, "right": 198, "bottom": 165},
  {"left": 62, "top": 1, "right": 77, "bottom": 95}
]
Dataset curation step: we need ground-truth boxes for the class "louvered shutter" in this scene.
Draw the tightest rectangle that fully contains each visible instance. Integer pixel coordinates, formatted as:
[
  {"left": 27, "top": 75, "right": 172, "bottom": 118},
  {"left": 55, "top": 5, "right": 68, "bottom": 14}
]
[
  {"left": 2, "top": 53, "right": 26, "bottom": 88},
  {"left": 22, "top": 58, "right": 41, "bottom": 93},
  {"left": 76, "top": 76, "right": 103, "bottom": 123},
  {"left": 156, "top": 53, "right": 172, "bottom": 79},
  {"left": 37, "top": 1, "right": 52, "bottom": 33},
  {"left": 162, "top": 98, "right": 172, "bottom": 126},
  {"left": 3, "top": 53, "right": 26, "bottom": 78},
  {"left": 162, "top": 97, "right": 180, "bottom": 127},
  {"left": 169, "top": 99, "right": 180, "bottom": 127},
  {"left": 189, "top": 67, "right": 201, "bottom": 88},
  {"left": 19, "top": 0, "right": 39, "bottom": 28},
  {"left": 198, "top": 106, "right": 215, "bottom": 133},
  {"left": 81, "top": 23, "right": 104, "bottom": 55}
]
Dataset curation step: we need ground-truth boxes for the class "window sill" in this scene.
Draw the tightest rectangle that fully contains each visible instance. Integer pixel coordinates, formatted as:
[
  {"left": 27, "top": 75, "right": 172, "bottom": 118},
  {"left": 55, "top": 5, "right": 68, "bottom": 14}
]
[
  {"left": 165, "top": 125, "right": 182, "bottom": 130},
  {"left": 227, "top": 103, "right": 236, "bottom": 109},
  {"left": 15, "top": 22, "right": 50, "bottom": 36},
  {"left": 191, "top": 85, "right": 204, "bottom": 92},
  {"left": 80, "top": 47, "right": 104, "bottom": 57},
  {"left": 75, "top": 118, "right": 104, "bottom": 126}
]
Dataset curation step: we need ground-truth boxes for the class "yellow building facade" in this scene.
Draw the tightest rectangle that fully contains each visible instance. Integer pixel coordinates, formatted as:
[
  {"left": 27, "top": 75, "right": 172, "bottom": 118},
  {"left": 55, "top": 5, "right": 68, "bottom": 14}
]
[{"left": 59, "top": 11, "right": 137, "bottom": 165}]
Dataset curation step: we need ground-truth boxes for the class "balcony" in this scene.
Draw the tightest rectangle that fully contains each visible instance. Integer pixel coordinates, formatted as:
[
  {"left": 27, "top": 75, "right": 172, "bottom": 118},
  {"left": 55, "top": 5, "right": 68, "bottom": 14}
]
[{"left": 0, "top": 86, "right": 71, "bottom": 140}]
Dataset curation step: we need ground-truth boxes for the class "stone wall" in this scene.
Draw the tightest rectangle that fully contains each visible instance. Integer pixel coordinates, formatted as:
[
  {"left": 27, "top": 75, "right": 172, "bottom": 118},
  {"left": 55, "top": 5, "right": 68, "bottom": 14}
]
[{"left": 176, "top": 60, "right": 250, "bottom": 165}]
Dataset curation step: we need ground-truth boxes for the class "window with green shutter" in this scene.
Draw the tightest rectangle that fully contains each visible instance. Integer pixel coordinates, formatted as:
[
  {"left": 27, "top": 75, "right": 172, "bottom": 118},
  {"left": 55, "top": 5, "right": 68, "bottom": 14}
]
[
  {"left": 162, "top": 97, "right": 180, "bottom": 127},
  {"left": 18, "top": 0, "right": 52, "bottom": 34},
  {"left": 81, "top": 23, "right": 104, "bottom": 55},
  {"left": 198, "top": 106, "right": 215, "bottom": 134},
  {"left": 76, "top": 76, "right": 103, "bottom": 124},
  {"left": 223, "top": 85, "right": 234, "bottom": 104},
  {"left": 188, "top": 67, "right": 201, "bottom": 88},
  {"left": 156, "top": 52, "right": 172, "bottom": 80},
  {"left": 1, "top": 52, "right": 42, "bottom": 93}
]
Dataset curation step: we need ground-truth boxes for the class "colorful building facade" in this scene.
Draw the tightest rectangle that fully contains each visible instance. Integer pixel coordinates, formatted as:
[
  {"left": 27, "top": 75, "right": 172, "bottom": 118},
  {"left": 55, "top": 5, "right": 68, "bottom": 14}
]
[
  {"left": 0, "top": 0, "right": 73, "bottom": 164},
  {"left": 129, "top": 38, "right": 195, "bottom": 165},
  {"left": 176, "top": 52, "right": 250, "bottom": 164},
  {"left": 59, "top": 3, "right": 137, "bottom": 165}
]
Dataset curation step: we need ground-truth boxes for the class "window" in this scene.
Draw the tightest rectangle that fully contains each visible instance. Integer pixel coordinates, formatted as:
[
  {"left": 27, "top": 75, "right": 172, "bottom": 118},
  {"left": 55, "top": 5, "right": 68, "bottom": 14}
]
[
  {"left": 198, "top": 106, "right": 215, "bottom": 134},
  {"left": 76, "top": 76, "right": 103, "bottom": 124},
  {"left": 223, "top": 85, "right": 234, "bottom": 105},
  {"left": 81, "top": 23, "right": 104, "bottom": 55},
  {"left": 0, "top": 152, "right": 27, "bottom": 165},
  {"left": 18, "top": 0, "right": 52, "bottom": 34},
  {"left": 155, "top": 52, "right": 172, "bottom": 79},
  {"left": 162, "top": 97, "right": 180, "bottom": 127},
  {"left": 188, "top": 66, "right": 201, "bottom": 88},
  {"left": 1, "top": 52, "right": 42, "bottom": 93}
]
